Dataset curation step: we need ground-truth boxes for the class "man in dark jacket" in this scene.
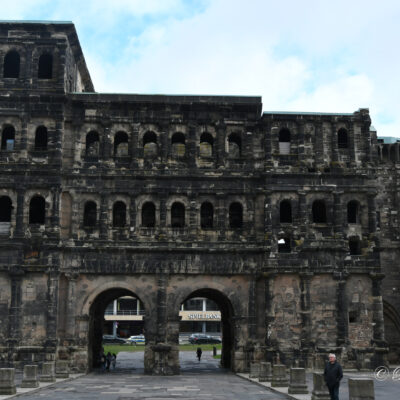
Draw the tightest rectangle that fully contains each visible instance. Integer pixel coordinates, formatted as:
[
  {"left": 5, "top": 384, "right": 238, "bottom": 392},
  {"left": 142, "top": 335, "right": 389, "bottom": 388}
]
[{"left": 324, "top": 353, "right": 343, "bottom": 400}]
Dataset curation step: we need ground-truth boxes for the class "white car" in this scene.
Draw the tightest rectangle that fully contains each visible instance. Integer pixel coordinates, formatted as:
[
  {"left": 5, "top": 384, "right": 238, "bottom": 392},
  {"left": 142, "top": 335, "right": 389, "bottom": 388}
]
[{"left": 127, "top": 335, "right": 145, "bottom": 345}]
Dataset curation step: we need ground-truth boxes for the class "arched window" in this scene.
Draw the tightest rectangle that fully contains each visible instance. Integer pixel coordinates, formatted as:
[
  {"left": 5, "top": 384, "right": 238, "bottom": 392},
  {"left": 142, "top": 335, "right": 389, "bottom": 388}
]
[
  {"left": 34, "top": 126, "right": 48, "bottom": 150},
  {"left": 38, "top": 54, "right": 53, "bottom": 79},
  {"left": 200, "top": 202, "right": 213, "bottom": 228},
  {"left": 114, "top": 131, "right": 129, "bottom": 157},
  {"left": 312, "top": 200, "right": 327, "bottom": 223},
  {"left": 280, "top": 200, "right": 292, "bottom": 223},
  {"left": 0, "top": 196, "right": 12, "bottom": 222},
  {"left": 143, "top": 131, "right": 158, "bottom": 157},
  {"left": 3, "top": 50, "right": 20, "bottom": 78},
  {"left": 83, "top": 201, "right": 97, "bottom": 227},
  {"left": 1, "top": 125, "right": 15, "bottom": 151},
  {"left": 349, "top": 238, "right": 361, "bottom": 255},
  {"left": 85, "top": 131, "right": 99, "bottom": 157},
  {"left": 338, "top": 128, "right": 348, "bottom": 149},
  {"left": 279, "top": 128, "right": 290, "bottom": 154},
  {"left": 347, "top": 201, "right": 359, "bottom": 224},
  {"left": 171, "top": 132, "right": 185, "bottom": 157},
  {"left": 171, "top": 202, "right": 185, "bottom": 228},
  {"left": 113, "top": 201, "right": 126, "bottom": 227},
  {"left": 29, "top": 196, "right": 45, "bottom": 224},
  {"left": 142, "top": 202, "right": 156, "bottom": 227},
  {"left": 229, "top": 202, "right": 243, "bottom": 229},
  {"left": 200, "top": 132, "right": 214, "bottom": 157},
  {"left": 228, "top": 133, "right": 241, "bottom": 158}
]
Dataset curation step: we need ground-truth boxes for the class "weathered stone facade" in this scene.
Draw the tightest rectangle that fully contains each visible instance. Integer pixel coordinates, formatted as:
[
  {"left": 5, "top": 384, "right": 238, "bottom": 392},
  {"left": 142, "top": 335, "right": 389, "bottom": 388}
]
[{"left": 0, "top": 21, "right": 398, "bottom": 374}]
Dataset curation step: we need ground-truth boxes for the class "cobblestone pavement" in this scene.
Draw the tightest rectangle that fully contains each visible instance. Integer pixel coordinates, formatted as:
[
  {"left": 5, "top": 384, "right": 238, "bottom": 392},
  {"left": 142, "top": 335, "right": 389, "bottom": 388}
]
[{"left": 11, "top": 351, "right": 287, "bottom": 399}]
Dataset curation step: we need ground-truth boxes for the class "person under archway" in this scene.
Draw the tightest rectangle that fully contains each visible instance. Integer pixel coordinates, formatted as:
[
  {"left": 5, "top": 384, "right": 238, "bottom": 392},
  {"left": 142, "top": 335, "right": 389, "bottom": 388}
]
[{"left": 196, "top": 347, "right": 202, "bottom": 362}]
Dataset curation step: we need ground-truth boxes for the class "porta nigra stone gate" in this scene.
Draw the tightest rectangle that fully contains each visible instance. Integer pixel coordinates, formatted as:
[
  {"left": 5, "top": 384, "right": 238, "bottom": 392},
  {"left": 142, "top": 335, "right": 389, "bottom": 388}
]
[{"left": 0, "top": 21, "right": 399, "bottom": 375}]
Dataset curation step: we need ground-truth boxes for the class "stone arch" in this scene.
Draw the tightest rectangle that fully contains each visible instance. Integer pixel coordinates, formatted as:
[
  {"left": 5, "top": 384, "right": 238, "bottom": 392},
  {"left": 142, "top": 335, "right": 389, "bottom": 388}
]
[
  {"left": 383, "top": 300, "right": 400, "bottom": 363},
  {"left": 171, "top": 284, "right": 240, "bottom": 371}
]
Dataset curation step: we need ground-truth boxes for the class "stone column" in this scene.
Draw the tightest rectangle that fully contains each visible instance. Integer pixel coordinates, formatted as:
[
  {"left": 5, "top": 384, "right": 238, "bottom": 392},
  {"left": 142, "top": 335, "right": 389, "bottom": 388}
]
[
  {"left": 45, "top": 272, "right": 59, "bottom": 348},
  {"left": 14, "top": 188, "right": 25, "bottom": 237},
  {"left": 159, "top": 196, "right": 167, "bottom": 228},
  {"left": 40, "top": 362, "right": 55, "bottom": 382},
  {"left": 216, "top": 124, "right": 226, "bottom": 168},
  {"left": 271, "top": 364, "right": 288, "bottom": 387},
  {"left": 259, "top": 361, "right": 272, "bottom": 382},
  {"left": 21, "top": 365, "right": 39, "bottom": 388},
  {"left": 311, "top": 373, "right": 330, "bottom": 400},
  {"left": 130, "top": 123, "right": 139, "bottom": 169},
  {"left": 217, "top": 193, "right": 226, "bottom": 240},
  {"left": 297, "top": 121, "right": 305, "bottom": 164},
  {"left": 129, "top": 195, "right": 136, "bottom": 239},
  {"left": 0, "top": 368, "right": 16, "bottom": 395},
  {"left": 331, "top": 123, "right": 339, "bottom": 163},
  {"left": 55, "top": 360, "right": 69, "bottom": 378},
  {"left": 288, "top": 367, "right": 308, "bottom": 394},
  {"left": 348, "top": 378, "right": 375, "bottom": 400},
  {"left": 333, "top": 192, "right": 344, "bottom": 235},
  {"left": 298, "top": 191, "right": 307, "bottom": 237},
  {"left": 8, "top": 271, "right": 23, "bottom": 359},
  {"left": 348, "top": 125, "right": 356, "bottom": 165},
  {"left": 99, "top": 195, "right": 108, "bottom": 240},
  {"left": 335, "top": 273, "right": 349, "bottom": 347},
  {"left": 368, "top": 193, "right": 377, "bottom": 233},
  {"left": 314, "top": 122, "right": 324, "bottom": 166},
  {"left": 51, "top": 189, "right": 61, "bottom": 232},
  {"left": 247, "top": 278, "right": 257, "bottom": 339},
  {"left": 65, "top": 272, "right": 78, "bottom": 339},
  {"left": 264, "top": 121, "right": 273, "bottom": 167},
  {"left": 299, "top": 272, "right": 313, "bottom": 367},
  {"left": 187, "top": 124, "right": 196, "bottom": 168}
]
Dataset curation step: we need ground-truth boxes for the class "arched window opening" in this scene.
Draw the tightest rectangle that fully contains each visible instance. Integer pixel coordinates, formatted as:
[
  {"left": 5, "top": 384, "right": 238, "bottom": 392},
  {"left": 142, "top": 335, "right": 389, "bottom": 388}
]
[
  {"left": 229, "top": 202, "right": 243, "bottom": 229},
  {"left": 228, "top": 133, "right": 241, "bottom": 158},
  {"left": 114, "top": 131, "right": 129, "bottom": 157},
  {"left": 279, "top": 128, "right": 291, "bottom": 154},
  {"left": 38, "top": 53, "right": 53, "bottom": 79},
  {"left": 171, "top": 132, "right": 186, "bottom": 157},
  {"left": 4, "top": 51, "right": 20, "bottom": 78},
  {"left": 200, "top": 132, "right": 214, "bottom": 157},
  {"left": 312, "top": 200, "right": 327, "bottom": 223},
  {"left": 143, "top": 131, "right": 158, "bottom": 157},
  {"left": 86, "top": 131, "right": 99, "bottom": 157},
  {"left": 0, "top": 196, "right": 12, "bottom": 222},
  {"left": 142, "top": 202, "right": 156, "bottom": 228},
  {"left": 171, "top": 202, "right": 185, "bottom": 228},
  {"left": 113, "top": 201, "right": 126, "bottom": 227},
  {"left": 34, "top": 126, "right": 48, "bottom": 150},
  {"left": 280, "top": 200, "right": 292, "bottom": 223},
  {"left": 83, "top": 201, "right": 97, "bottom": 227},
  {"left": 278, "top": 237, "right": 291, "bottom": 253},
  {"left": 349, "top": 238, "right": 361, "bottom": 255},
  {"left": 390, "top": 146, "right": 396, "bottom": 162},
  {"left": 29, "top": 196, "right": 45, "bottom": 224},
  {"left": 200, "top": 202, "right": 213, "bottom": 228},
  {"left": 338, "top": 128, "right": 348, "bottom": 149},
  {"left": 1, "top": 125, "right": 15, "bottom": 151},
  {"left": 347, "top": 201, "right": 359, "bottom": 224}
]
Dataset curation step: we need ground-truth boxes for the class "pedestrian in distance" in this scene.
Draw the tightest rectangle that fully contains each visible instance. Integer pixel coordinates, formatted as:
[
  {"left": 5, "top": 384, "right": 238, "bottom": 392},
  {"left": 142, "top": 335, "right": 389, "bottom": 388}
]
[
  {"left": 324, "top": 353, "right": 343, "bottom": 400},
  {"left": 106, "top": 352, "right": 112, "bottom": 371},
  {"left": 111, "top": 353, "right": 117, "bottom": 370},
  {"left": 100, "top": 349, "right": 106, "bottom": 372},
  {"left": 196, "top": 347, "right": 202, "bottom": 362}
]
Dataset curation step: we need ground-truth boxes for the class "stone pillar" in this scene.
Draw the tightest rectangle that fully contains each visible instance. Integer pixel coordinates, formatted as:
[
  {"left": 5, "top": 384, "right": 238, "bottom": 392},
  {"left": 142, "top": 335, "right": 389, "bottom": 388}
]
[
  {"left": 311, "top": 373, "right": 330, "bottom": 400},
  {"left": 259, "top": 361, "right": 272, "bottom": 382},
  {"left": 130, "top": 123, "right": 139, "bottom": 169},
  {"left": 187, "top": 124, "right": 196, "bottom": 168},
  {"left": 333, "top": 192, "right": 344, "bottom": 235},
  {"left": 298, "top": 191, "right": 307, "bottom": 235},
  {"left": 288, "top": 367, "right": 308, "bottom": 394},
  {"left": 348, "top": 125, "right": 356, "bottom": 164},
  {"left": 56, "top": 360, "right": 69, "bottom": 378},
  {"left": 65, "top": 272, "right": 78, "bottom": 338},
  {"left": 8, "top": 271, "right": 23, "bottom": 358},
  {"left": 40, "top": 362, "right": 56, "bottom": 382},
  {"left": 271, "top": 364, "right": 288, "bottom": 387},
  {"left": 248, "top": 278, "right": 257, "bottom": 339},
  {"left": 314, "top": 122, "right": 324, "bottom": 166},
  {"left": 99, "top": 195, "right": 108, "bottom": 240},
  {"left": 335, "top": 273, "right": 349, "bottom": 347},
  {"left": 368, "top": 193, "right": 377, "bottom": 233},
  {"left": 15, "top": 188, "right": 25, "bottom": 237},
  {"left": 21, "top": 365, "right": 39, "bottom": 388},
  {"left": 0, "top": 368, "right": 16, "bottom": 395},
  {"left": 216, "top": 124, "right": 226, "bottom": 168},
  {"left": 129, "top": 196, "right": 136, "bottom": 239},
  {"left": 45, "top": 272, "right": 59, "bottom": 347},
  {"left": 51, "top": 189, "right": 61, "bottom": 233},
  {"left": 331, "top": 123, "right": 339, "bottom": 163},
  {"left": 348, "top": 378, "right": 375, "bottom": 400},
  {"left": 264, "top": 121, "right": 272, "bottom": 167},
  {"left": 249, "top": 362, "right": 260, "bottom": 379},
  {"left": 299, "top": 272, "right": 313, "bottom": 367},
  {"left": 297, "top": 121, "right": 305, "bottom": 164}
]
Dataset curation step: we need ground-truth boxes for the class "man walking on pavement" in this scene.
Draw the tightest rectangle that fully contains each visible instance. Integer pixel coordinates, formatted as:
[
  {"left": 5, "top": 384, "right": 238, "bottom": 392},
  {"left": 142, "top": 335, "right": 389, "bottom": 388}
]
[{"left": 324, "top": 353, "right": 343, "bottom": 400}]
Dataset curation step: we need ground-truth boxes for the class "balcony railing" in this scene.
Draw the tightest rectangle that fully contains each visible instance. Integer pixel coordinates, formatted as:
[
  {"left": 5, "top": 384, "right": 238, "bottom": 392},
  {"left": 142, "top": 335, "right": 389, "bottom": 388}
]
[{"left": 104, "top": 310, "right": 145, "bottom": 316}]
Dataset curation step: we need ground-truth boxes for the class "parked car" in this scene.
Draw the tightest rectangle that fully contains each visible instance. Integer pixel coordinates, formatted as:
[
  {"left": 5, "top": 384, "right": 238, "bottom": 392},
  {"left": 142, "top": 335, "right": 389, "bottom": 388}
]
[
  {"left": 189, "top": 333, "right": 221, "bottom": 344},
  {"left": 102, "top": 334, "right": 127, "bottom": 344},
  {"left": 127, "top": 334, "right": 146, "bottom": 345}
]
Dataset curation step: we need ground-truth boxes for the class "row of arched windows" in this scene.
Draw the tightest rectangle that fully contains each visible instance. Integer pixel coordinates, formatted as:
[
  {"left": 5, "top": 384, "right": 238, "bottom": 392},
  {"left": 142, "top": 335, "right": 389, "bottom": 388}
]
[
  {"left": 0, "top": 125, "right": 48, "bottom": 151},
  {"left": 279, "top": 199, "right": 360, "bottom": 224},
  {"left": 3, "top": 50, "right": 53, "bottom": 79},
  {"left": 0, "top": 195, "right": 362, "bottom": 228}
]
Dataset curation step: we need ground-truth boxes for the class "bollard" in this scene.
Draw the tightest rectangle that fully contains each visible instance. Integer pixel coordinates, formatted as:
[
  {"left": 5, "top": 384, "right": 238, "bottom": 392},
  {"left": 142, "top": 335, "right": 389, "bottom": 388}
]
[
  {"left": 348, "top": 378, "right": 375, "bottom": 400},
  {"left": 21, "top": 365, "right": 39, "bottom": 388},
  {"left": 271, "top": 364, "right": 289, "bottom": 387},
  {"left": 311, "top": 373, "right": 330, "bottom": 400},
  {"left": 56, "top": 360, "right": 69, "bottom": 379},
  {"left": 40, "top": 362, "right": 56, "bottom": 382},
  {"left": 288, "top": 367, "right": 308, "bottom": 394},
  {"left": 249, "top": 362, "right": 260, "bottom": 379},
  {"left": 0, "top": 368, "right": 17, "bottom": 395},
  {"left": 259, "top": 361, "right": 272, "bottom": 382}
]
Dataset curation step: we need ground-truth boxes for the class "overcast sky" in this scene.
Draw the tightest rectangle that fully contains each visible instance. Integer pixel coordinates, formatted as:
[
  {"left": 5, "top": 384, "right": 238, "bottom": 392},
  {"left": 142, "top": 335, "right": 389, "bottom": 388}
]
[{"left": 2, "top": 0, "right": 400, "bottom": 137}]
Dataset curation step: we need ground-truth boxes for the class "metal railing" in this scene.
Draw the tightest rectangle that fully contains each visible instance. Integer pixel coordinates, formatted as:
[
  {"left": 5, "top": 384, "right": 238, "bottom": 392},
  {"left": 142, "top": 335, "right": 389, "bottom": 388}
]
[{"left": 104, "top": 310, "right": 145, "bottom": 316}]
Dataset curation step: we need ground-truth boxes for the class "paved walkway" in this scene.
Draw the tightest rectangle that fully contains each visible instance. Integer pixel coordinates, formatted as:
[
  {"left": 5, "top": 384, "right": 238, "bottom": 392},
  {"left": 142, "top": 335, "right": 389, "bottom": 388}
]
[{"left": 5, "top": 351, "right": 287, "bottom": 400}]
